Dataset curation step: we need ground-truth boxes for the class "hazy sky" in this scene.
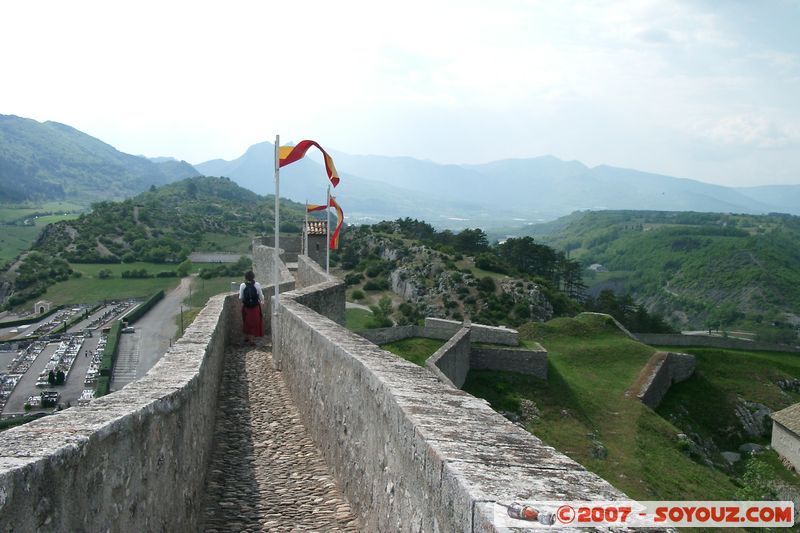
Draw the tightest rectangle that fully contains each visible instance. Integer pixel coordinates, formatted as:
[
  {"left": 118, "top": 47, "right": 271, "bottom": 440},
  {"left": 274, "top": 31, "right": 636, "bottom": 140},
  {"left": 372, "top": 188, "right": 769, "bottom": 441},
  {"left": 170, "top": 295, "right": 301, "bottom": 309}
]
[{"left": 2, "top": 0, "right": 799, "bottom": 187}]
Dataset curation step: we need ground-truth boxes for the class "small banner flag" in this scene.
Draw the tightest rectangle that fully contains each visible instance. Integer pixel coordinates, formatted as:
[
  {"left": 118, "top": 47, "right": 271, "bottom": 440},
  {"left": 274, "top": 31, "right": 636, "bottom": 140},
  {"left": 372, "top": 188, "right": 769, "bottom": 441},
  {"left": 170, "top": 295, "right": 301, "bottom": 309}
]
[
  {"left": 278, "top": 140, "right": 340, "bottom": 187},
  {"left": 306, "top": 197, "right": 344, "bottom": 249}
]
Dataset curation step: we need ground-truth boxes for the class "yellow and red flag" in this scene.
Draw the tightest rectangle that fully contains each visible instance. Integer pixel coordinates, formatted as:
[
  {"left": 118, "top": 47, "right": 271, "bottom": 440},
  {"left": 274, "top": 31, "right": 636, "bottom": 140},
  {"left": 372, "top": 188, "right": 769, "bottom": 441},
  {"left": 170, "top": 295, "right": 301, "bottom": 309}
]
[
  {"left": 278, "top": 140, "right": 340, "bottom": 187},
  {"left": 306, "top": 197, "right": 344, "bottom": 249}
]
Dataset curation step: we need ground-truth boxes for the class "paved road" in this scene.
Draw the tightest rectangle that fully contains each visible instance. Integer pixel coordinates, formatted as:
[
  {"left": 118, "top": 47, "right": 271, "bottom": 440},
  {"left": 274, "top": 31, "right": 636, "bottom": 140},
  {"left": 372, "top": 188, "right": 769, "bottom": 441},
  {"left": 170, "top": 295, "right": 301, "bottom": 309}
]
[
  {"left": 110, "top": 277, "right": 192, "bottom": 391},
  {"left": 202, "top": 341, "right": 360, "bottom": 532}
]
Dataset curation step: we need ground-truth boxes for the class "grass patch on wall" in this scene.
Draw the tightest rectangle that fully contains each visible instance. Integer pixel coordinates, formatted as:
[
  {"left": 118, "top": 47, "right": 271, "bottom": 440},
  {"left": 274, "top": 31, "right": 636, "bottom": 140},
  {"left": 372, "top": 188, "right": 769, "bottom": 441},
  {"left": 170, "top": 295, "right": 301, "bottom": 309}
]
[{"left": 381, "top": 337, "right": 445, "bottom": 367}]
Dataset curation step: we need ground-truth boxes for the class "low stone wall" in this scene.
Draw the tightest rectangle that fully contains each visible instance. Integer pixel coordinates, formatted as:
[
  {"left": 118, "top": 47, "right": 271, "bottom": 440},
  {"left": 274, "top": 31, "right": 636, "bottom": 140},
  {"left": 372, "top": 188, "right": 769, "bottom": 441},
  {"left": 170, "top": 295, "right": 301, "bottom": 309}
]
[
  {"left": 471, "top": 343, "right": 548, "bottom": 380},
  {"left": 0, "top": 293, "right": 240, "bottom": 532},
  {"left": 635, "top": 333, "right": 800, "bottom": 353},
  {"left": 424, "top": 317, "right": 518, "bottom": 345},
  {"left": 274, "top": 292, "right": 631, "bottom": 532},
  {"left": 426, "top": 327, "right": 471, "bottom": 388},
  {"left": 633, "top": 351, "right": 696, "bottom": 409}
]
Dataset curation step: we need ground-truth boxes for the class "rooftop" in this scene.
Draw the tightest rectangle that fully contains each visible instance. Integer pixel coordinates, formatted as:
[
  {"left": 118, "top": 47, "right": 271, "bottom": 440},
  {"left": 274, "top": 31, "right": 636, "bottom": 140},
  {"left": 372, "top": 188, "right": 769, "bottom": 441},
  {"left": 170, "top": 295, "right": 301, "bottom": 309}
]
[
  {"left": 772, "top": 402, "right": 800, "bottom": 436},
  {"left": 305, "top": 220, "right": 328, "bottom": 236}
]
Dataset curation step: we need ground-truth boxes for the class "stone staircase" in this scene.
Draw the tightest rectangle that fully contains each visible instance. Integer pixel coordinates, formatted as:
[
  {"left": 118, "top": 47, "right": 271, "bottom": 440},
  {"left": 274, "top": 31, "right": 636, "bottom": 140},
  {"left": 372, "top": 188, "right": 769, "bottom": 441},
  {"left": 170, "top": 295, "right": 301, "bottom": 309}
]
[
  {"left": 201, "top": 339, "right": 360, "bottom": 532},
  {"left": 110, "top": 332, "right": 140, "bottom": 391}
]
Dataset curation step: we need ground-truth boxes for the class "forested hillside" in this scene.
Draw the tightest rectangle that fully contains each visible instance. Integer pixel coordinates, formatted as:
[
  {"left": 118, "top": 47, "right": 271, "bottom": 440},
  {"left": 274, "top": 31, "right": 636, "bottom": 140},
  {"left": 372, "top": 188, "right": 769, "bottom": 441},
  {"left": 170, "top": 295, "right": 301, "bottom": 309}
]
[
  {"left": 334, "top": 218, "right": 669, "bottom": 331},
  {"left": 0, "top": 114, "right": 198, "bottom": 202},
  {"left": 33, "top": 176, "right": 307, "bottom": 263},
  {"left": 532, "top": 210, "right": 800, "bottom": 339}
]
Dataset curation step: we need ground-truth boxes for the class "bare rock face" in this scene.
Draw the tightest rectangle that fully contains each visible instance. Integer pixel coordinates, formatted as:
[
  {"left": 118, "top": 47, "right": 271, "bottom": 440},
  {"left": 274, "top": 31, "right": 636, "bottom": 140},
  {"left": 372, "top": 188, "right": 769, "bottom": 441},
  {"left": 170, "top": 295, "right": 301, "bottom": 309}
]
[
  {"left": 734, "top": 399, "right": 772, "bottom": 438},
  {"left": 499, "top": 279, "right": 554, "bottom": 322}
]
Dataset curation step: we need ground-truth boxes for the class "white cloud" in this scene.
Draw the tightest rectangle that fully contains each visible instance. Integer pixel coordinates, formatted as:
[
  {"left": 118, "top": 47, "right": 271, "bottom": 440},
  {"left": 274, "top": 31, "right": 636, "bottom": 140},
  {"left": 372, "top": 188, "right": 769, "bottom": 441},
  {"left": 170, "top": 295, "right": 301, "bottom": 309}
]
[{"left": 0, "top": 0, "right": 798, "bottom": 185}]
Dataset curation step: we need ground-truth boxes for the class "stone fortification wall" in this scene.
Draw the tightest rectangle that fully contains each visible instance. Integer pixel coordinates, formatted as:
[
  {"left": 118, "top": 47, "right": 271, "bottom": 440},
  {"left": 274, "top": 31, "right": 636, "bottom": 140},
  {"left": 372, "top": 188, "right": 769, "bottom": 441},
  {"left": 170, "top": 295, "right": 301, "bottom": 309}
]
[
  {"left": 253, "top": 235, "right": 302, "bottom": 263},
  {"left": 356, "top": 325, "right": 423, "bottom": 345},
  {"left": 471, "top": 343, "right": 548, "bottom": 380},
  {"left": 252, "top": 244, "right": 297, "bottom": 335},
  {"left": 296, "top": 254, "right": 333, "bottom": 289},
  {"left": 633, "top": 351, "right": 696, "bottom": 409},
  {"left": 252, "top": 243, "right": 295, "bottom": 289},
  {"left": 425, "top": 327, "right": 471, "bottom": 388},
  {"left": 424, "top": 317, "right": 518, "bottom": 345},
  {"left": 635, "top": 333, "right": 800, "bottom": 353},
  {"left": 0, "top": 293, "right": 241, "bottom": 532},
  {"left": 275, "top": 284, "right": 636, "bottom": 532},
  {"left": 357, "top": 323, "right": 548, "bottom": 385}
]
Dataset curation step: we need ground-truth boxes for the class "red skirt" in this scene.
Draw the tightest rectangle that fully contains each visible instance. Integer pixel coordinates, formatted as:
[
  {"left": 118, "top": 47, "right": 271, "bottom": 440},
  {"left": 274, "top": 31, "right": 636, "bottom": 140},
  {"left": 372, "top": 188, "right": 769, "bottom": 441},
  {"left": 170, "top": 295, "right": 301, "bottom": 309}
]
[{"left": 242, "top": 305, "right": 264, "bottom": 337}]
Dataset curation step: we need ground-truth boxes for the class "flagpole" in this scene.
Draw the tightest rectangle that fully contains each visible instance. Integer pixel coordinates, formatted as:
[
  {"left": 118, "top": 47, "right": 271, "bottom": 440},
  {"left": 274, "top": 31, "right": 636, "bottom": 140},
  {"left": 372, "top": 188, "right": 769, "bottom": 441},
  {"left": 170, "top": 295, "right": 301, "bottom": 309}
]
[
  {"left": 274, "top": 134, "right": 280, "bottom": 320},
  {"left": 326, "top": 184, "right": 331, "bottom": 273},
  {"left": 304, "top": 200, "right": 308, "bottom": 256}
]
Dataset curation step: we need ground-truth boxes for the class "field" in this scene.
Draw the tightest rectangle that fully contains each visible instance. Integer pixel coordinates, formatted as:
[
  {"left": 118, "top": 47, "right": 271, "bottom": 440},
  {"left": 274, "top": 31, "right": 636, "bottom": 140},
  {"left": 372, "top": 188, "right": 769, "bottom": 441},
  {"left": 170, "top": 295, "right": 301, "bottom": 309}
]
[
  {"left": 0, "top": 206, "right": 83, "bottom": 264},
  {"left": 39, "top": 262, "right": 184, "bottom": 306},
  {"left": 198, "top": 232, "right": 254, "bottom": 254},
  {"left": 0, "top": 225, "right": 41, "bottom": 264},
  {"left": 462, "top": 313, "right": 796, "bottom": 502}
]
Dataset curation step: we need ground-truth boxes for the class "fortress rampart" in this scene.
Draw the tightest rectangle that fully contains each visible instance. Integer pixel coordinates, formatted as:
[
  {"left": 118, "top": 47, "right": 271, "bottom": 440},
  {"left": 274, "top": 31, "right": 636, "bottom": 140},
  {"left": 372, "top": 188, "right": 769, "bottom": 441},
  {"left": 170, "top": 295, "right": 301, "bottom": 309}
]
[{"left": 0, "top": 249, "right": 652, "bottom": 532}]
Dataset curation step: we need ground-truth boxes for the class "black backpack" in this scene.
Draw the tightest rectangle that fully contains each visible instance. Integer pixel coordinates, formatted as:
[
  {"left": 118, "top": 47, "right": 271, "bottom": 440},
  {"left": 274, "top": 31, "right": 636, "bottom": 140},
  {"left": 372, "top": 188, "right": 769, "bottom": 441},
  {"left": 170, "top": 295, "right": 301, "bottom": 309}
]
[{"left": 242, "top": 283, "right": 260, "bottom": 307}]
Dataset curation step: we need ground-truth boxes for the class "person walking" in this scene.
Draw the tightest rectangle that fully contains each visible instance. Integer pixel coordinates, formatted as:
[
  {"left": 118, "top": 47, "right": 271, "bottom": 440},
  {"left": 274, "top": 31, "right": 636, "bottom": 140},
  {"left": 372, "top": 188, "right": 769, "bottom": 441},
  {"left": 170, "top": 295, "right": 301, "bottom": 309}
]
[{"left": 239, "top": 270, "right": 265, "bottom": 345}]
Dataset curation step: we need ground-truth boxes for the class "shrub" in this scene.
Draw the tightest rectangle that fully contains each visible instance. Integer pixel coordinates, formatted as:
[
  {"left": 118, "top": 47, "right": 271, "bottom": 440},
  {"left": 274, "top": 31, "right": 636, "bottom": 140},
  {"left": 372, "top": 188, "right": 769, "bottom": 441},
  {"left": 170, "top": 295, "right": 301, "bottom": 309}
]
[
  {"left": 344, "top": 272, "right": 364, "bottom": 286},
  {"left": 363, "top": 278, "right": 389, "bottom": 291},
  {"left": 351, "top": 289, "right": 365, "bottom": 301},
  {"left": 477, "top": 276, "right": 496, "bottom": 293}
]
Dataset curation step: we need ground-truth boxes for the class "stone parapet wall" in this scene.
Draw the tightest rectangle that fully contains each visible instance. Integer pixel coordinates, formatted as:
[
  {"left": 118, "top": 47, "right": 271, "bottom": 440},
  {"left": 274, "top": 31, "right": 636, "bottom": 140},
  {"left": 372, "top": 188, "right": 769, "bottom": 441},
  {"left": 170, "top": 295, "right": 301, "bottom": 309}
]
[
  {"left": 426, "top": 327, "right": 471, "bottom": 388},
  {"left": 0, "top": 293, "right": 240, "bottom": 532},
  {"left": 635, "top": 333, "right": 800, "bottom": 353},
  {"left": 634, "top": 351, "right": 696, "bottom": 409},
  {"left": 296, "top": 254, "right": 332, "bottom": 289},
  {"left": 273, "top": 294, "right": 631, "bottom": 532},
  {"left": 424, "top": 318, "right": 518, "bottom": 345},
  {"left": 254, "top": 235, "right": 302, "bottom": 263},
  {"left": 471, "top": 344, "right": 548, "bottom": 380},
  {"left": 252, "top": 243, "right": 295, "bottom": 289}
]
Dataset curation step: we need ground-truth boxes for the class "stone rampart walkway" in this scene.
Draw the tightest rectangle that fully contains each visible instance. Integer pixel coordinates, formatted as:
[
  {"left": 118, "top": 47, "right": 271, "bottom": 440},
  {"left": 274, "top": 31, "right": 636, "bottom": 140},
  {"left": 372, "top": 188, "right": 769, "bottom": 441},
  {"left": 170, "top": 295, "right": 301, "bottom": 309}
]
[{"left": 202, "top": 341, "right": 361, "bottom": 532}]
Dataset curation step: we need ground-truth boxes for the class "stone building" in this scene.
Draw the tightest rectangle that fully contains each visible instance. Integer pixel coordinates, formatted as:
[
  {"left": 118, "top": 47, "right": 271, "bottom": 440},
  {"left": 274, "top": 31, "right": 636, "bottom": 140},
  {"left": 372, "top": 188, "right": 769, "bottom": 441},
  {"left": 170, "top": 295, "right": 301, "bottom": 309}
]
[
  {"left": 304, "top": 220, "right": 328, "bottom": 268},
  {"left": 34, "top": 300, "right": 52, "bottom": 315},
  {"left": 771, "top": 403, "right": 800, "bottom": 471}
]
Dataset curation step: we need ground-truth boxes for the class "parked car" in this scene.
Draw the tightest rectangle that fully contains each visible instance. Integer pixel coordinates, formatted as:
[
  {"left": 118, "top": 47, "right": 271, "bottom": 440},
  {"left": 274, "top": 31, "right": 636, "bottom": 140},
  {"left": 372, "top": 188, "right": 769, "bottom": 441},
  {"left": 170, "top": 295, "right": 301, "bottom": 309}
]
[{"left": 121, "top": 326, "right": 135, "bottom": 334}]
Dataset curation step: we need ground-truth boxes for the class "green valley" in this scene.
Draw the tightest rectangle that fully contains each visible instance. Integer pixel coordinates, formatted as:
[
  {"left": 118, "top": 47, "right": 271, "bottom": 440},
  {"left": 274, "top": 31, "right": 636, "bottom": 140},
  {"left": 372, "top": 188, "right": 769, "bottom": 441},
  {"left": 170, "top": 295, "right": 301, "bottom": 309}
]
[{"left": 521, "top": 210, "right": 800, "bottom": 339}]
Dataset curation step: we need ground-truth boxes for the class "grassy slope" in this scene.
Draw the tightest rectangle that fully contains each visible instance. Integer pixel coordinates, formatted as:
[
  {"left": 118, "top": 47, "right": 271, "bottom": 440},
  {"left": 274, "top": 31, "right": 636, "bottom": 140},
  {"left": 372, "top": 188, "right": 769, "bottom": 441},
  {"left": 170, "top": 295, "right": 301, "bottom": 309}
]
[
  {"left": 464, "top": 314, "right": 738, "bottom": 500},
  {"left": 657, "top": 345, "right": 800, "bottom": 457},
  {"left": 381, "top": 337, "right": 445, "bottom": 366},
  {"left": 345, "top": 308, "right": 373, "bottom": 331}
]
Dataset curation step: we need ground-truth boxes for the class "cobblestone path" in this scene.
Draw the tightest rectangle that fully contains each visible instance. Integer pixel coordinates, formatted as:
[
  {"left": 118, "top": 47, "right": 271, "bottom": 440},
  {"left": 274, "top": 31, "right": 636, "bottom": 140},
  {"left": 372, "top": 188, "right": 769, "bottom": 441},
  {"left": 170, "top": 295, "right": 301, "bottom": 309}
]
[{"left": 202, "top": 342, "right": 361, "bottom": 532}]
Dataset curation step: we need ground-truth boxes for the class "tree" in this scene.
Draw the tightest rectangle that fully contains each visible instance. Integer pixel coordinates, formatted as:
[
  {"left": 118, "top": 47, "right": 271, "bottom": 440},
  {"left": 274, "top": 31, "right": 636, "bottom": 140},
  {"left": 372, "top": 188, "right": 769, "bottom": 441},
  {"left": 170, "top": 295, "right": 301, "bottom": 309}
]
[
  {"left": 368, "top": 296, "right": 393, "bottom": 328},
  {"left": 176, "top": 259, "right": 192, "bottom": 277}
]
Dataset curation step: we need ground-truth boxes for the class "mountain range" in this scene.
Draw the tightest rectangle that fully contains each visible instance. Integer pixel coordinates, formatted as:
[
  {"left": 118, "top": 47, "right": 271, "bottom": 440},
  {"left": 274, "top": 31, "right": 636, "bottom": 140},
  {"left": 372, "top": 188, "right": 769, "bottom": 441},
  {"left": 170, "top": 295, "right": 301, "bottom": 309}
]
[
  {"left": 2, "top": 114, "right": 799, "bottom": 227},
  {"left": 0, "top": 114, "right": 198, "bottom": 203},
  {"left": 198, "top": 143, "right": 800, "bottom": 228}
]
